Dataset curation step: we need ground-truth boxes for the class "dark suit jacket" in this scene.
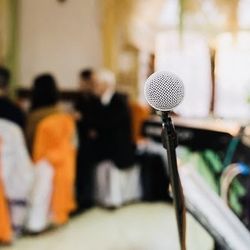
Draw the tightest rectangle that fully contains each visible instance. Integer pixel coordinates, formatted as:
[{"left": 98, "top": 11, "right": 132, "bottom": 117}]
[
  {"left": 75, "top": 93, "right": 100, "bottom": 207},
  {"left": 75, "top": 92, "right": 135, "bottom": 208},
  {"left": 75, "top": 93, "right": 99, "bottom": 141},
  {"left": 92, "top": 93, "right": 135, "bottom": 168}
]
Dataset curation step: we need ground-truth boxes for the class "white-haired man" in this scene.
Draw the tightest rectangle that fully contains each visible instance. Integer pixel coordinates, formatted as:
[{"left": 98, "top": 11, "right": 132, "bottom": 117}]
[{"left": 91, "top": 69, "right": 135, "bottom": 168}]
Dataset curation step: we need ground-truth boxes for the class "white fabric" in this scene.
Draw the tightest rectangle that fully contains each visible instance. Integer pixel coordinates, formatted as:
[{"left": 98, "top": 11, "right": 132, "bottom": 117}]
[
  {"left": 101, "top": 89, "right": 114, "bottom": 105},
  {"left": 9, "top": 204, "right": 27, "bottom": 238},
  {"left": 0, "top": 119, "right": 34, "bottom": 200},
  {"left": 0, "top": 119, "right": 34, "bottom": 235},
  {"left": 95, "top": 161, "right": 141, "bottom": 207},
  {"left": 215, "top": 32, "right": 250, "bottom": 119},
  {"left": 26, "top": 160, "right": 54, "bottom": 233},
  {"left": 155, "top": 31, "right": 211, "bottom": 117}
]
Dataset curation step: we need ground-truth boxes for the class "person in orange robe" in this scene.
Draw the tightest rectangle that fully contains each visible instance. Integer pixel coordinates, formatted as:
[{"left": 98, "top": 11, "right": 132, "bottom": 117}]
[
  {"left": 32, "top": 113, "right": 77, "bottom": 225},
  {"left": 26, "top": 74, "right": 60, "bottom": 153}
]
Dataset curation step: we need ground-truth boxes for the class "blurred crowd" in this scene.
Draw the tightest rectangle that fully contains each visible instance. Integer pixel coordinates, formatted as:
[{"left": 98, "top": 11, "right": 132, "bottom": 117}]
[{"left": 0, "top": 66, "right": 169, "bottom": 245}]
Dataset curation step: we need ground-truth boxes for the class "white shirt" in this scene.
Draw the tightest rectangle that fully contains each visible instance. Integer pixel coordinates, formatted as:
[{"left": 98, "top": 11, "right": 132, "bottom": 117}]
[{"left": 101, "top": 89, "right": 115, "bottom": 106}]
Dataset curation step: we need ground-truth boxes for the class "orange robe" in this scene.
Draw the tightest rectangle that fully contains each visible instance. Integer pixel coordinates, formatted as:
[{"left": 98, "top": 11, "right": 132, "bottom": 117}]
[
  {"left": 32, "top": 113, "right": 76, "bottom": 225},
  {"left": 0, "top": 139, "right": 12, "bottom": 243},
  {"left": 0, "top": 182, "right": 12, "bottom": 243}
]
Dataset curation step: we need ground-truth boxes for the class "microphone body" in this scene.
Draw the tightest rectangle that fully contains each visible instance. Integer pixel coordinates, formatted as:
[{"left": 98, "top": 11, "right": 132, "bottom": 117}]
[{"left": 144, "top": 71, "right": 186, "bottom": 250}]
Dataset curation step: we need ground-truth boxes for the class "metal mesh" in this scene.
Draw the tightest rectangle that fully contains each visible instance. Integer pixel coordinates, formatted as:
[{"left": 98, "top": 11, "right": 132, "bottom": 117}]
[{"left": 144, "top": 71, "right": 184, "bottom": 111}]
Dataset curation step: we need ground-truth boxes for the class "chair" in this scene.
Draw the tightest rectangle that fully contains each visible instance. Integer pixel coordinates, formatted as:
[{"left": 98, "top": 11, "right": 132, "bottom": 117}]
[
  {"left": 95, "top": 160, "right": 141, "bottom": 207},
  {"left": 26, "top": 160, "right": 54, "bottom": 233}
]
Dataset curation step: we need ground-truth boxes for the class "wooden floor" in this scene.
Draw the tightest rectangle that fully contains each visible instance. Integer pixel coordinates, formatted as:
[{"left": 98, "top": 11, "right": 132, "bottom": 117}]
[{"left": 2, "top": 203, "right": 213, "bottom": 250}]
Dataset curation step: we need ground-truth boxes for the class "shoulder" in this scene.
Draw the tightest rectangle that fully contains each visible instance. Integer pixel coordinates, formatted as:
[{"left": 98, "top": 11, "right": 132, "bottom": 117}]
[
  {"left": 0, "top": 118, "right": 19, "bottom": 130},
  {"left": 0, "top": 118, "right": 23, "bottom": 139},
  {"left": 2, "top": 98, "right": 23, "bottom": 114},
  {"left": 0, "top": 99, "right": 25, "bottom": 128}
]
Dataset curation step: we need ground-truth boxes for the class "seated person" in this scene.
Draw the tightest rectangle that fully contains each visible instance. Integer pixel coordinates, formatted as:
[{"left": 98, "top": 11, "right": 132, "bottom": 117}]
[
  {"left": 26, "top": 73, "right": 77, "bottom": 229},
  {"left": 92, "top": 71, "right": 169, "bottom": 204},
  {"left": 74, "top": 69, "right": 100, "bottom": 210},
  {"left": 91, "top": 69, "right": 135, "bottom": 168},
  {"left": 26, "top": 74, "right": 60, "bottom": 152},
  {"left": 31, "top": 113, "right": 77, "bottom": 228},
  {"left": 0, "top": 66, "right": 26, "bottom": 129}
]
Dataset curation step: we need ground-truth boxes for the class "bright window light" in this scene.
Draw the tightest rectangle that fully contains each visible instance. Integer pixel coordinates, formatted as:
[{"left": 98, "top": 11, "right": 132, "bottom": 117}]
[
  {"left": 155, "top": 31, "right": 211, "bottom": 117},
  {"left": 215, "top": 32, "right": 250, "bottom": 119}
]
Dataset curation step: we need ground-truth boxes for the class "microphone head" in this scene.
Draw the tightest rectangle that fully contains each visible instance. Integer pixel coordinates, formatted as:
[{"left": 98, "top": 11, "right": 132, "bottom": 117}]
[{"left": 144, "top": 71, "right": 184, "bottom": 111}]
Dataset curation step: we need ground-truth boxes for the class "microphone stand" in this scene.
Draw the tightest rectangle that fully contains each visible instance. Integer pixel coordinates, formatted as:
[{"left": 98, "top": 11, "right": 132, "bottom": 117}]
[{"left": 160, "top": 111, "right": 186, "bottom": 250}]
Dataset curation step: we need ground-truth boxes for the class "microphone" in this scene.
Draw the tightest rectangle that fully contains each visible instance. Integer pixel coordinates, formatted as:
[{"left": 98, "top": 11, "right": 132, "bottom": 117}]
[
  {"left": 144, "top": 71, "right": 184, "bottom": 111},
  {"left": 144, "top": 71, "right": 186, "bottom": 250}
]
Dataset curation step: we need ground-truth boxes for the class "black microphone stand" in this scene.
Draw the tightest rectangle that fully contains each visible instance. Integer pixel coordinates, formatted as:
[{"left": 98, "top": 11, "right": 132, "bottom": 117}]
[{"left": 160, "top": 111, "right": 186, "bottom": 250}]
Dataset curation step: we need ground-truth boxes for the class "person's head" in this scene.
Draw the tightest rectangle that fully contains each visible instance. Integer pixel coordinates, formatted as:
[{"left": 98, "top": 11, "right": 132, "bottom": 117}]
[
  {"left": 0, "top": 66, "right": 10, "bottom": 95},
  {"left": 93, "top": 69, "right": 116, "bottom": 97},
  {"left": 79, "top": 69, "right": 94, "bottom": 92},
  {"left": 30, "top": 73, "right": 59, "bottom": 111}
]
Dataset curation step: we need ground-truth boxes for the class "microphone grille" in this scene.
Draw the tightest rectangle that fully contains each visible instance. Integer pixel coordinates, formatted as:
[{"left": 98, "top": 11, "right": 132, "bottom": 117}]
[{"left": 144, "top": 71, "right": 184, "bottom": 111}]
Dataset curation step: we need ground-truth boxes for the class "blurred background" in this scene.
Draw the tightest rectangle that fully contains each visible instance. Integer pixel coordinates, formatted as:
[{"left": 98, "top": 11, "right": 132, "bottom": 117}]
[{"left": 2, "top": 0, "right": 250, "bottom": 249}]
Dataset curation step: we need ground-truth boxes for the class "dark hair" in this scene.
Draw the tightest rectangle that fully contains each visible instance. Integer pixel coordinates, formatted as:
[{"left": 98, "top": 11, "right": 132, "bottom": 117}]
[
  {"left": 80, "top": 69, "right": 93, "bottom": 81},
  {"left": 0, "top": 66, "right": 10, "bottom": 88},
  {"left": 30, "top": 74, "right": 59, "bottom": 111}
]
